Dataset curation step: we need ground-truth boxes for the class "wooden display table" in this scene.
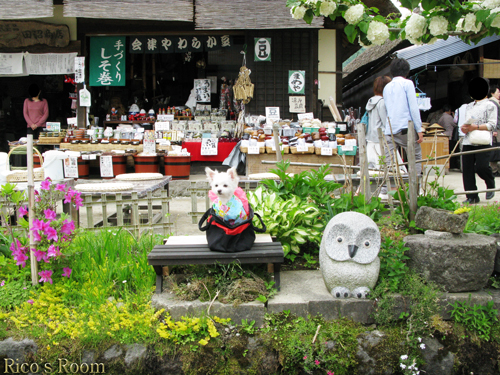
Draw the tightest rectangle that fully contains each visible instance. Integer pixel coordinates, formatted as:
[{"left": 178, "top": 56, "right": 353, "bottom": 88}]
[
  {"left": 59, "top": 143, "right": 172, "bottom": 153},
  {"left": 421, "top": 136, "right": 449, "bottom": 170},
  {"left": 245, "top": 153, "right": 355, "bottom": 176}
]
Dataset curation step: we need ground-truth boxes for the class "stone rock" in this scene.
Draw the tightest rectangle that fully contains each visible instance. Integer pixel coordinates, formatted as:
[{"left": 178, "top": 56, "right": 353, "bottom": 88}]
[
  {"left": 420, "top": 337, "right": 455, "bottom": 375},
  {"left": 356, "top": 330, "right": 393, "bottom": 375},
  {"left": 320, "top": 212, "right": 381, "bottom": 298},
  {"left": 424, "top": 230, "right": 454, "bottom": 240},
  {"left": 103, "top": 344, "right": 123, "bottom": 361},
  {"left": 491, "top": 234, "right": 500, "bottom": 273},
  {"left": 405, "top": 233, "right": 497, "bottom": 292},
  {"left": 82, "top": 350, "right": 96, "bottom": 365},
  {"left": 0, "top": 338, "right": 37, "bottom": 363},
  {"left": 124, "top": 344, "right": 147, "bottom": 366},
  {"left": 415, "top": 206, "right": 468, "bottom": 234}
]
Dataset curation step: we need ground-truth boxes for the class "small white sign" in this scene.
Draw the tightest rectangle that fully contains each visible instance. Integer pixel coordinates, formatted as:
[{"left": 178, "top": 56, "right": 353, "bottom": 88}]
[
  {"left": 342, "top": 145, "right": 354, "bottom": 152},
  {"left": 46, "top": 122, "right": 61, "bottom": 132},
  {"left": 201, "top": 138, "right": 219, "bottom": 156},
  {"left": 67, "top": 117, "right": 77, "bottom": 126},
  {"left": 74, "top": 56, "right": 85, "bottom": 83},
  {"left": 82, "top": 154, "right": 89, "bottom": 160},
  {"left": 64, "top": 157, "right": 78, "bottom": 178},
  {"left": 100, "top": 155, "right": 114, "bottom": 177},
  {"left": 248, "top": 146, "right": 260, "bottom": 154},
  {"left": 321, "top": 147, "right": 333, "bottom": 156},
  {"left": 297, "top": 145, "right": 308, "bottom": 152},
  {"left": 155, "top": 122, "right": 170, "bottom": 131},
  {"left": 345, "top": 139, "right": 357, "bottom": 147},
  {"left": 297, "top": 112, "right": 314, "bottom": 121},
  {"left": 289, "top": 96, "right": 306, "bottom": 114},
  {"left": 89, "top": 154, "right": 97, "bottom": 160},
  {"left": 265, "top": 107, "right": 280, "bottom": 126}
]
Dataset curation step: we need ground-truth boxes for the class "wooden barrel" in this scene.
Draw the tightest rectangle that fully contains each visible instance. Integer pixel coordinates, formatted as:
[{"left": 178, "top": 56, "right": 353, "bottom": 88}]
[
  {"left": 77, "top": 157, "right": 90, "bottom": 179},
  {"left": 33, "top": 155, "right": 41, "bottom": 168},
  {"left": 134, "top": 155, "right": 159, "bottom": 173},
  {"left": 164, "top": 155, "right": 191, "bottom": 180}
]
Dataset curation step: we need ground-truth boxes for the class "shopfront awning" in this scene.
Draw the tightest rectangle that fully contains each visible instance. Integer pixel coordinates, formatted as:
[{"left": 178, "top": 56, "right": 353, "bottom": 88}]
[{"left": 396, "top": 35, "right": 500, "bottom": 71}]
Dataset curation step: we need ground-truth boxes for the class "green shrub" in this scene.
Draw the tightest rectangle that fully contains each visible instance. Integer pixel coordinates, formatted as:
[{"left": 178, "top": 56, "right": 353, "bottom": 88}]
[{"left": 450, "top": 296, "right": 499, "bottom": 341}]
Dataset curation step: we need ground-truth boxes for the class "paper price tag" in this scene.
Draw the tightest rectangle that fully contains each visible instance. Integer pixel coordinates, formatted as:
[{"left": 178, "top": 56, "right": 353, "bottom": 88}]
[
  {"left": 297, "top": 145, "right": 308, "bottom": 152},
  {"left": 321, "top": 147, "right": 333, "bottom": 156},
  {"left": 342, "top": 145, "right": 354, "bottom": 152},
  {"left": 90, "top": 154, "right": 97, "bottom": 160},
  {"left": 345, "top": 139, "right": 357, "bottom": 147},
  {"left": 63, "top": 157, "right": 78, "bottom": 178},
  {"left": 248, "top": 146, "right": 260, "bottom": 154},
  {"left": 82, "top": 154, "right": 90, "bottom": 160}
]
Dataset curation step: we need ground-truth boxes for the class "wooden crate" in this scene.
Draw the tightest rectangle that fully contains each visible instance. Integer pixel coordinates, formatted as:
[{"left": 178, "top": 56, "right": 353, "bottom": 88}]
[
  {"left": 246, "top": 153, "right": 355, "bottom": 175},
  {"left": 421, "top": 136, "right": 449, "bottom": 169}
]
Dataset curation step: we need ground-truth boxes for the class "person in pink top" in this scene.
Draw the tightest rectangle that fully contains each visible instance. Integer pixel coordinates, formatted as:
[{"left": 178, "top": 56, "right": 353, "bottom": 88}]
[{"left": 23, "top": 83, "right": 49, "bottom": 140}]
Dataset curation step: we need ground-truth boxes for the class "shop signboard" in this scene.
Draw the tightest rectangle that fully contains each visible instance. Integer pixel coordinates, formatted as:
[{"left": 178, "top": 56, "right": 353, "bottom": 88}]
[
  {"left": 74, "top": 56, "right": 85, "bottom": 83},
  {"left": 254, "top": 38, "right": 271, "bottom": 62},
  {"left": 201, "top": 138, "right": 218, "bottom": 156},
  {"left": 265, "top": 106, "right": 280, "bottom": 126},
  {"left": 194, "top": 79, "right": 211, "bottom": 103},
  {"left": 100, "top": 155, "right": 113, "bottom": 178},
  {"left": 288, "top": 70, "right": 305, "bottom": 94},
  {"left": 129, "top": 35, "right": 232, "bottom": 54},
  {"left": 89, "top": 36, "right": 126, "bottom": 86},
  {"left": 289, "top": 96, "right": 306, "bottom": 113},
  {"left": 64, "top": 157, "right": 78, "bottom": 178}
]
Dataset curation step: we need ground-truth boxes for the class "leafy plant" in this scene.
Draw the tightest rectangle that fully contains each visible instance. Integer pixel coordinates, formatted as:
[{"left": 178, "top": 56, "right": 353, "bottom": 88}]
[
  {"left": 240, "top": 319, "right": 257, "bottom": 335},
  {"left": 0, "top": 279, "right": 36, "bottom": 310},
  {"left": 248, "top": 186, "right": 323, "bottom": 257},
  {"left": 302, "top": 253, "right": 318, "bottom": 269},
  {"left": 450, "top": 296, "right": 499, "bottom": 341},
  {"left": 378, "top": 237, "right": 410, "bottom": 292},
  {"left": 464, "top": 202, "right": 500, "bottom": 235}
]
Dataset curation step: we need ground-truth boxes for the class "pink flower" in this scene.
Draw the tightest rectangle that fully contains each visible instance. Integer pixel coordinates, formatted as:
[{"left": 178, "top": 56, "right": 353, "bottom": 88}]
[
  {"left": 32, "top": 249, "right": 47, "bottom": 262},
  {"left": 0, "top": 280, "right": 4, "bottom": 286},
  {"left": 35, "top": 195, "right": 41, "bottom": 203},
  {"left": 327, "top": 372, "right": 334, "bottom": 375},
  {"left": 38, "top": 270, "right": 53, "bottom": 284},
  {"left": 32, "top": 219, "right": 49, "bottom": 232},
  {"left": 44, "top": 209, "right": 57, "bottom": 221},
  {"left": 13, "top": 251, "right": 28, "bottom": 268},
  {"left": 18, "top": 206, "right": 28, "bottom": 217},
  {"left": 60, "top": 219, "right": 75, "bottom": 236},
  {"left": 44, "top": 226, "right": 58, "bottom": 242},
  {"left": 62, "top": 268, "right": 72, "bottom": 278},
  {"left": 303, "top": 356, "right": 307, "bottom": 360},
  {"left": 47, "top": 245, "right": 60, "bottom": 258},
  {"left": 55, "top": 183, "right": 66, "bottom": 192},
  {"left": 40, "top": 179, "right": 51, "bottom": 190},
  {"left": 315, "top": 360, "right": 320, "bottom": 365},
  {"left": 10, "top": 238, "right": 24, "bottom": 252},
  {"left": 64, "top": 189, "right": 75, "bottom": 204},
  {"left": 74, "top": 194, "right": 83, "bottom": 209},
  {"left": 27, "top": 299, "right": 34, "bottom": 305}
]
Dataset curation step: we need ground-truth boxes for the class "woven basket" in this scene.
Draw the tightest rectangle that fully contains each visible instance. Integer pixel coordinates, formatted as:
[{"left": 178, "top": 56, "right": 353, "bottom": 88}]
[
  {"left": 38, "top": 136, "right": 63, "bottom": 144},
  {"left": 315, "top": 147, "right": 338, "bottom": 155},
  {"left": 6, "top": 145, "right": 44, "bottom": 182},
  {"left": 265, "top": 146, "right": 289, "bottom": 154},
  {"left": 290, "top": 146, "right": 315, "bottom": 154}
]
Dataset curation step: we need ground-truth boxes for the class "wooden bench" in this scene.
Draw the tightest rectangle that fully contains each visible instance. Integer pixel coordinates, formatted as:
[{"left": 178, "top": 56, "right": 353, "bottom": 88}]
[{"left": 148, "top": 234, "right": 284, "bottom": 294}]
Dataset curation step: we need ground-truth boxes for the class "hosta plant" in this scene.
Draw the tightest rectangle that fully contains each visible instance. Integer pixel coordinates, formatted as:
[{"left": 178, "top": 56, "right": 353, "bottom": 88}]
[{"left": 248, "top": 186, "right": 323, "bottom": 257}]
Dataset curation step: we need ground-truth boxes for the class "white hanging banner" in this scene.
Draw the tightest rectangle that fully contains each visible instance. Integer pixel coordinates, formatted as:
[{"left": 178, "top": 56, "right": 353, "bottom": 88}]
[
  {"left": 100, "top": 155, "right": 114, "bottom": 177},
  {"left": 0, "top": 53, "right": 26, "bottom": 76},
  {"left": 74, "top": 56, "right": 85, "bottom": 83},
  {"left": 24, "top": 53, "right": 77, "bottom": 75},
  {"left": 79, "top": 86, "right": 91, "bottom": 107}
]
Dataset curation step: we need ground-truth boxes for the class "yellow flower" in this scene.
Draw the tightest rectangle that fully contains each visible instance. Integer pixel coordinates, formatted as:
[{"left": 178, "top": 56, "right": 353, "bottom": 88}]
[{"left": 198, "top": 338, "right": 209, "bottom": 346}]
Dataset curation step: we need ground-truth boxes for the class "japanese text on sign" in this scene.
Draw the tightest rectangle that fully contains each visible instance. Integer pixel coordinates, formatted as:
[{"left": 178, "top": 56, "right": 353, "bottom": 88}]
[
  {"left": 201, "top": 138, "right": 219, "bottom": 156},
  {"left": 288, "top": 70, "right": 305, "bottom": 94},
  {"left": 265, "top": 107, "right": 280, "bottom": 126},
  {"left": 254, "top": 38, "right": 271, "bottom": 62},
  {"left": 129, "top": 35, "right": 232, "bottom": 54},
  {"left": 289, "top": 96, "right": 306, "bottom": 113},
  {"left": 89, "top": 36, "right": 126, "bottom": 86}
]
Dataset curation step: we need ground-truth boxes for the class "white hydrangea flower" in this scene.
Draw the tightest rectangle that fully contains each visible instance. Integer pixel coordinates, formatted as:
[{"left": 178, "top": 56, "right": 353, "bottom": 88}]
[
  {"left": 455, "top": 17, "right": 465, "bottom": 31},
  {"left": 483, "top": 0, "right": 500, "bottom": 9},
  {"left": 406, "top": 13, "right": 427, "bottom": 39},
  {"left": 344, "top": 4, "right": 365, "bottom": 24},
  {"left": 305, "top": 0, "right": 318, "bottom": 7},
  {"left": 463, "top": 13, "right": 482, "bottom": 32},
  {"left": 291, "top": 5, "right": 307, "bottom": 20},
  {"left": 406, "top": 35, "right": 424, "bottom": 45},
  {"left": 492, "top": 7, "right": 500, "bottom": 13},
  {"left": 492, "top": 14, "right": 500, "bottom": 27},
  {"left": 320, "top": 1, "right": 337, "bottom": 16},
  {"left": 429, "top": 16, "right": 448, "bottom": 35},
  {"left": 367, "top": 21, "right": 389, "bottom": 45}
]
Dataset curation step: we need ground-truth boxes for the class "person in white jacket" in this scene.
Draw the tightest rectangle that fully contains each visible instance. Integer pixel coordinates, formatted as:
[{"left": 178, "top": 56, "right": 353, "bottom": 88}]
[{"left": 364, "top": 76, "right": 391, "bottom": 170}]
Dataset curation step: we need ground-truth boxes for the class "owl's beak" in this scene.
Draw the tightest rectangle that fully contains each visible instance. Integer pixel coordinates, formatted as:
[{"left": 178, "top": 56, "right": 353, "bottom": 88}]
[{"left": 348, "top": 244, "right": 358, "bottom": 258}]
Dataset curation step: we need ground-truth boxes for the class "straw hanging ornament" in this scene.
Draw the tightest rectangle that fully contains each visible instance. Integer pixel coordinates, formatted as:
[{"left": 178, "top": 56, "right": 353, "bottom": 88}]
[{"left": 233, "top": 49, "right": 254, "bottom": 104}]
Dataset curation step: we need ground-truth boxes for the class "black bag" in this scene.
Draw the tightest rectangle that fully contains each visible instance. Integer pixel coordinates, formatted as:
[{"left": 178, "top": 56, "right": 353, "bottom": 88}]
[
  {"left": 198, "top": 206, "right": 266, "bottom": 253},
  {"left": 491, "top": 141, "right": 500, "bottom": 162}
]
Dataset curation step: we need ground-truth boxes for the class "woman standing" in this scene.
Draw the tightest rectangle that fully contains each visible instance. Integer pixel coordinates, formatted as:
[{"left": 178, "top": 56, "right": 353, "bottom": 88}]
[
  {"left": 364, "top": 75, "right": 391, "bottom": 170},
  {"left": 23, "top": 83, "right": 49, "bottom": 140},
  {"left": 461, "top": 77, "right": 497, "bottom": 204}
]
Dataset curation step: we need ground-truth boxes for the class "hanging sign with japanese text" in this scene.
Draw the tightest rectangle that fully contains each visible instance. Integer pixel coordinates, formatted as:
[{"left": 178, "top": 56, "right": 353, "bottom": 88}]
[
  {"left": 100, "top": 155, "right": 114, "bottom": 178},
  {"left": 254, "top": 38, "right": 271, "bottom": 62},
  {"left": 265, "top": 107, "right": 280, "bottom": 126},
  {"left": 201, "top": 138, "right": 219, "bottom": 156},
  {"left": 89, "top": 36, "right": 126, "bottom": 86},
  {"left": 74, "top": 56, "right": 85, "bottom": 83},
  {"left": 289, "top": 96, "right": 306, "bottom": 113},
  {"left": 289, "top": 70, "right": 305, "bottom": 94},
  {"left": 129, "top": 35, "right": 232, "bottom": 54}
]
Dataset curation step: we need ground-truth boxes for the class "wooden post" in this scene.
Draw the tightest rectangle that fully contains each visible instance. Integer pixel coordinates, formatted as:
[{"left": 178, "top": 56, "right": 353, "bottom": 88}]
[
  {"left": 377, "top": 128, "right": 393, "bottom": 209},
  {"left": 356, "top": 122, "right": 369, "bottom": 201},
  {"left": 272, "top": 122, "right": 282, "bottom": 162},
  {"left": 406, "top": 121, "right": 418, "bottom": 222},
  {"left": 27, "top": 135, "right": 38, "bottom": 286}
]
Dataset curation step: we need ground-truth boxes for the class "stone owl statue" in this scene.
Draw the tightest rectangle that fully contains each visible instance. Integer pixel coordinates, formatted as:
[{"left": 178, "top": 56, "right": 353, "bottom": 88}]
[{"left": 320, "top": 211, "right": 381, "bottom": 298}]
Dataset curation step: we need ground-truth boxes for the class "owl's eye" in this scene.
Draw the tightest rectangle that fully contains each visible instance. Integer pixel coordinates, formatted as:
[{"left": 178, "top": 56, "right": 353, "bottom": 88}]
[
  {"left": 363, "top": 240, "right": 370, "bottom": 248},
  {"left": 336, "top": 236, "right": 343, "bottom": 243}
]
